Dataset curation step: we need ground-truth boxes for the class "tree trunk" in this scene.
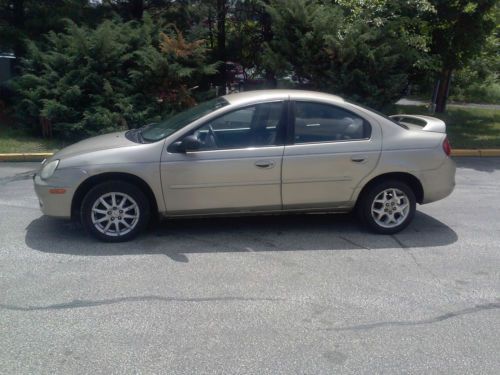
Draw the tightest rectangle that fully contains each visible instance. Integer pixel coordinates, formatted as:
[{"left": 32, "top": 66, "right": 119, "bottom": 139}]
[
  {"left": 435, "top": 68, "right": 452, "bottom": 113},
  {"left": 11, "top": 0, "right": 25, "bottom": 64},
  {"left": 129, "top": 0, "right": 144, "bottom": 20},
  {"left": 12, "top": 0, "right": 25, "bottom": 27},
  {"left": 261, "top": 1, "right": 277, "bottom": 88},
  {"left": 216, "top": 0, "right": 227, "bottom": 89},
  {"left": 208, "top": 7, "right": 214, "bottom": 50}
]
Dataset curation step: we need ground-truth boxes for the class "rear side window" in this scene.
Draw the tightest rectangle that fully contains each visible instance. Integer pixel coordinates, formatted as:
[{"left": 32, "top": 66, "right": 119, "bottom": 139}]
[{"left": 293, "top": 101, "right": 371, "bottom": 144}]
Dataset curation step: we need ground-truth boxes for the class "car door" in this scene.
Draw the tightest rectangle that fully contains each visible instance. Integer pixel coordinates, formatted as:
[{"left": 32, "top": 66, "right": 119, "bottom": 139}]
[
  {"left": 282, "top": 100, "right": 382, "bottom": 209},
  {"left": 161, "top": 101, "right": 287, "bottom": 214}
]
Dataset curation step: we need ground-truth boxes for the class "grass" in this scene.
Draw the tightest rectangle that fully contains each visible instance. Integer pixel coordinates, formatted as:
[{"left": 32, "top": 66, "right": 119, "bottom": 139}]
[
  {"left": 0, "top": 126, "right": 64, "bottom": 153},
  {"left": 390, "top": 105, "right": 500, "bottom": 149}
]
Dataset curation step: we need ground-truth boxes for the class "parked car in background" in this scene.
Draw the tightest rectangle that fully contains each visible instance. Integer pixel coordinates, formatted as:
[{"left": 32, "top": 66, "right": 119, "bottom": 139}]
[
  {"left": 34, "top": 90, "right": 455, "bottom": 241},
  {"left": 224, "top": 63, "right": 269, "bottom": 93},
  {"left": 225, "top": 61, "right": 245, "bottom": 85}
]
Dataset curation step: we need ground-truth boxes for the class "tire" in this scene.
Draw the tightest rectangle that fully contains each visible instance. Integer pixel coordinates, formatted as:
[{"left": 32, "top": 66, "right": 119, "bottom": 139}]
[
  {"left": 357, "top": 180, "right": 416, "bottom": 234},
  {"left": 81, "top": 181, "right": 150, "bottom": 242}
]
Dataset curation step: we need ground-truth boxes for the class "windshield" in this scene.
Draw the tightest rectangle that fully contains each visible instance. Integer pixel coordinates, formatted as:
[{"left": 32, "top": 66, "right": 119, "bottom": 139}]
[{"left": 141, "top": 97, "right": 229, "bottom": 142}]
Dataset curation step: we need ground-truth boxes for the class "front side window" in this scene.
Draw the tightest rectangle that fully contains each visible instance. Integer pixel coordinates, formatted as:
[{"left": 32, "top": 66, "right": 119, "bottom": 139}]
[
  {"left": 293, "top": 101, "right": 371, "bottom": 144},
  {"left": 186, "top": 101, "right": 285, "bottom": 151},
  {"left": 141, "top": 97, "right": 229, "bottom": 142}
]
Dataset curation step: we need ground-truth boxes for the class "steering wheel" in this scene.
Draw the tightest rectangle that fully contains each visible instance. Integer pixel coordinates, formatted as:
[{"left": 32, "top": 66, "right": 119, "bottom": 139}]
[{"left": 207, "top": 124, "right": 219, "bottom": 148}]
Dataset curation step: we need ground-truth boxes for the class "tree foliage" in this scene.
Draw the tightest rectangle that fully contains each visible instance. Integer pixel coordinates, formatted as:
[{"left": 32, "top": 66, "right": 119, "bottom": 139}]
[
  {"left": 3, "top": 0, "right": 498, "bottom": 139},
  {"left": 0, "top": 0, "right": 101, "bottom": 59},
  {"left": 13, "top": 16, "right": 216, "bottom": 140},
  {"left": 451, "top": 25, "right": 500, "bottom": 104},
  {"left": 427, "top": 0, "right": 497, "bottom": 111},
  {"left": 262, "top": 0, "right": 432, "bottom": 108}
]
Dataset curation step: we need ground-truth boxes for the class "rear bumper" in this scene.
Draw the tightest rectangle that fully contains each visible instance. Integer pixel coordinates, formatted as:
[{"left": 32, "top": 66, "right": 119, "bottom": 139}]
[
  {"left": 33, "top": 174, "right": 74, "bottom": 218},
  {"left": 420, "top": 157, "right": 456, "bottom": 204}
]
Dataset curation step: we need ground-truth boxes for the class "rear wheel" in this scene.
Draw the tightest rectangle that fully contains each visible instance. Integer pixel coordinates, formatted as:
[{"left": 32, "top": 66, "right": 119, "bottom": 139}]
[
  {"left": 357, "top": 180, "right": 416, "bottom": 234},
  {"left": 81, "top": 181, "right": 150, "bottom": 242}
]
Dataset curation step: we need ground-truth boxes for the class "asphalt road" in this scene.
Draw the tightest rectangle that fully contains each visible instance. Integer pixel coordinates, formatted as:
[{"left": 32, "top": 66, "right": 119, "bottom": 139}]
[{"left": 1, "top": 158, "right": 499, "bottom": 374}]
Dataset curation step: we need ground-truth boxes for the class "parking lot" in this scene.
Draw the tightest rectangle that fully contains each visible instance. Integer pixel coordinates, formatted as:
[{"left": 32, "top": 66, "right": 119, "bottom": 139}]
[{"left": 1, "top": 158, "right": 499, "bottom": 374}]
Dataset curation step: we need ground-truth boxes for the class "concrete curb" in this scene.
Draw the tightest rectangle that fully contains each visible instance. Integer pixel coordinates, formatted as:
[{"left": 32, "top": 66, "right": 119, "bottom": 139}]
[
  {"left": 451, "top": 149, "right": 500, "bottom": 157},
  {"left": 0, "top": 153, "right": 53, "bottom": 162},
  {"left": 1, "top": 150, "right": 500, "bottom": 162}
]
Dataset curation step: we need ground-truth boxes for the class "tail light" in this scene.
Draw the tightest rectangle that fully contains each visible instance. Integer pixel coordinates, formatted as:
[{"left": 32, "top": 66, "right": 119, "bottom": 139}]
[{"left": 443, "top": 137, "right": 451, "bottom": 156}]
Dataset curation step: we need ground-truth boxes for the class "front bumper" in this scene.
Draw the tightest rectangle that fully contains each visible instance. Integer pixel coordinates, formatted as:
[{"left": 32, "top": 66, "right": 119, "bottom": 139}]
[{"left": 33, "top": 174, "right": 74, "bottom": 218}]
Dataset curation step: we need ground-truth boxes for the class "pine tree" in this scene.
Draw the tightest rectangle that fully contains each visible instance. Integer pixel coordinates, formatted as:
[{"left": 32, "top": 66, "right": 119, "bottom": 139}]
[
  {"left": 262, "top": 0, "right": 432, "bottom": 109},
  {"left": 13, "top": 15, "right": 217, "bottom": 140}
]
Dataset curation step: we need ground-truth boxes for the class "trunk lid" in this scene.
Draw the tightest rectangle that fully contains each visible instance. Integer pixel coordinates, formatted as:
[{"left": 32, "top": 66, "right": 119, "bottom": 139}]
[{"left": 390, "top": 115, "right": 446, "bottom": 133}]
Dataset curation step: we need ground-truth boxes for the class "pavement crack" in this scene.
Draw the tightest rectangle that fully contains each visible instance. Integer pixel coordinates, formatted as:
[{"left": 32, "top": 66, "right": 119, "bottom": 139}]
[
  {"left": 323, "top": 302, "right": 500, "bottom": 332},
  {"left": 391, "top": 234, "right": 409, "bottom": 249},
  {"left": 337, "top": 235, "right": 371, "bottom": 250},
  {"left": 391, "top": 234, "right": 439, "bottom": 279},
  {"left": 0, "top": 295, "right": 285, "bottom": 311}
]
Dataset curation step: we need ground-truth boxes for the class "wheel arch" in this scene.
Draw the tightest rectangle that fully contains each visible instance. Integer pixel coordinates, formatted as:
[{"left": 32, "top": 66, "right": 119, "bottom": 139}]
[
  {"left": 71, "top": 172, "right": 159, "bottom": 221},
  {"left": 356, "top": 172, "right": 424, "bottom": 205}
]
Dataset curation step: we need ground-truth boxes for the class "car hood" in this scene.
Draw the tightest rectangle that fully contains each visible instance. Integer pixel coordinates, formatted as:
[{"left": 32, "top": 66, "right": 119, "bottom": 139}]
[{"left": 52, "top": 131, "right": 134, "bottom": 160}]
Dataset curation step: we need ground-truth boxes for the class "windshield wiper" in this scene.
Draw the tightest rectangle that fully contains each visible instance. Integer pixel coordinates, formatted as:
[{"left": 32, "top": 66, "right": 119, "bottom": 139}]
[
  {"left": 126, "top": 126, "right": 147, "bottom": 144},
  {"left": 125, "top": 123, "right": 158, "bottom": 144},
  {"left": 139, "top": 122, "right": 160, "bottom": 143}
]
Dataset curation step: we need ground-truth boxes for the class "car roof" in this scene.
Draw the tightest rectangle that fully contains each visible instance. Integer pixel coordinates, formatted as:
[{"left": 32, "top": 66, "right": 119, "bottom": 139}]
[{"left": 222, "top": 90, "right": 345, "bottom": 106}]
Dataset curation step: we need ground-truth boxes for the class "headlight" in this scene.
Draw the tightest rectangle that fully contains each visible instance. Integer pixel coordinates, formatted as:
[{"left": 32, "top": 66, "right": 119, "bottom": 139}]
[{"left": 40, "top": 159, "right": 60, "bottom": 180}]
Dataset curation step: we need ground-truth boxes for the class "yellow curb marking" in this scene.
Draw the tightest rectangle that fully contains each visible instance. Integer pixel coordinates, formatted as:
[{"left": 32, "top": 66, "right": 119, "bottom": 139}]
[
  {"left": 451, "top": 149, "right": 481, "bottom": 157},
  {"left": 0, "top": 153, "right": 54, "bottom": 162},
  {"left": 479, "top": 149, "right": 500, "bottom": 157}
]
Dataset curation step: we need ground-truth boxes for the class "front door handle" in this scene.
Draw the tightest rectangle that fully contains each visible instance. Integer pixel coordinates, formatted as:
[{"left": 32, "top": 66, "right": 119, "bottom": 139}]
[
  {"left": 255, "top": 160, "right": 275, "bottom": 169},
  {"left": 351, "top": 155, "right": 367, "bottom": 163}
]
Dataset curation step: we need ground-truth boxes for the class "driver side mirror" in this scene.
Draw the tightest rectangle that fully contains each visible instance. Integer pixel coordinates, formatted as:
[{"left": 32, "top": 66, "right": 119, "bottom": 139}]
[{"left": 177, "top": 135, "right": 202, "bottom": 153}]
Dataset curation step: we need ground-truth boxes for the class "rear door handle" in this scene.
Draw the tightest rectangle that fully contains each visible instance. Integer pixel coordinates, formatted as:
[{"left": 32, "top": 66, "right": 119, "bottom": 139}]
[
  {"left": 351, "top": 155, "right": 367, "bottom": 163},
  {"left": 255, "top": 160, "right": 275, "bottom": 169}
]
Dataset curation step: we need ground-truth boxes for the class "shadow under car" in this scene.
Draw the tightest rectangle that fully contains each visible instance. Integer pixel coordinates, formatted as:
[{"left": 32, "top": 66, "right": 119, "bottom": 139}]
[{"left": 25, "top": 211, "right": 458, "bottom": 262}]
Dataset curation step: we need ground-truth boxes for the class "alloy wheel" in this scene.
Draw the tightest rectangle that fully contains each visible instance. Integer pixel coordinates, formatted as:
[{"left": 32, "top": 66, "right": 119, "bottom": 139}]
[
  {"left": 91, "top": 192, "right": 140, "bottom": 237},
  {"left": 370, "top": 188, "right": 410, "bottom": 229}
]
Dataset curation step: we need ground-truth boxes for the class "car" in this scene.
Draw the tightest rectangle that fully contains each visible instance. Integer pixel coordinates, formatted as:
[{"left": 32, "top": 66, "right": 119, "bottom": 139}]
[{"left": 34, "top": 90, "right": 456, "bottom": 242}]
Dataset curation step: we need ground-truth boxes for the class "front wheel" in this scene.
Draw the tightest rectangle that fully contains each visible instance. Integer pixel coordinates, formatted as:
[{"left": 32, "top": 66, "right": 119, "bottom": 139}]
[
  {"left": 81, "top": 181, "right": 150, "bottom": 242},
  {"left": 357, "top": 180, "right": 416, "bottom": 234}
]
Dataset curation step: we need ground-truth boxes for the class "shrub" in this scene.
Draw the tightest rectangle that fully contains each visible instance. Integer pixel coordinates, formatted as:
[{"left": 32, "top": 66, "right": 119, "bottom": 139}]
[{"left": 13, "top": 15, "right": 217, "bottom": 140}]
